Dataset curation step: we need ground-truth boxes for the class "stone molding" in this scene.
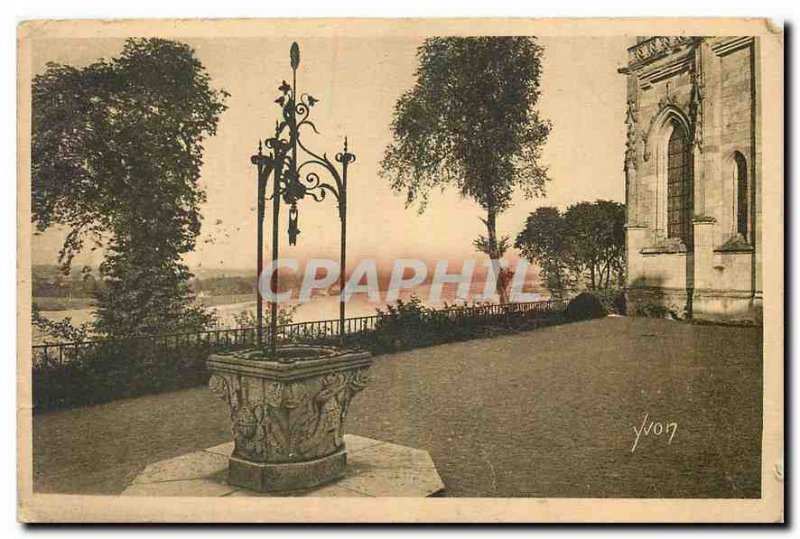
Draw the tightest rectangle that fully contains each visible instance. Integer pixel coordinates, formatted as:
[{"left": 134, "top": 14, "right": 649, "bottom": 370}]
[
  {"left": 711, "top": 36, "right": 756, "bottom": 57},
  {"left": 692, "top": 287, "right": 760, "bottom": 299},
  {"left": 642, "top": 103, "right": 692, "bottom": 162},
  {"left": 640, "top": 244, "right": 687, "bottom": 255},
  {"left": 207, "top": 345, "right": 372, "bottom": 381},
  {"left": 714, "top": 234, "right": 755, "bottom": 253},
  {"left": 624, "top": 36, "right": 753, "bottom": 74},
  {"left": 692, "top": 215, "right": 717, "bottom": 224},
  {"left": 627, "top": 36, "right": 694, "bottom": 68}
]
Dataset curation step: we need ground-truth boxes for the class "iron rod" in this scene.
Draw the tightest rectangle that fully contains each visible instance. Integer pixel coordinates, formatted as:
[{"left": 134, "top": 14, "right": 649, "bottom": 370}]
[
  {"left": 339, "top": 152, "right": 348, "bottom": 344},
  {"left": 256, "top": 159, "right": 265, "bottom": 347},
  {"left": 270, "top": 132, "right": 282, "bottom": 358}
]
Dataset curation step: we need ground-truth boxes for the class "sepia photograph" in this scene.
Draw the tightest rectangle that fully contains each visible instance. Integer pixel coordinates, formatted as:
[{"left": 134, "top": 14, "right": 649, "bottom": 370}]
[{"left": 16, "top": 17, "right": 784, "bottom": 523}]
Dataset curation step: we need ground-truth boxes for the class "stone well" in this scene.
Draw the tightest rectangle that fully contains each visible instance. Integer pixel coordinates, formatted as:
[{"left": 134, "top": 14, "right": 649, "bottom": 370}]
[{"left": 206, "top": 344, "right": 373, "bottom": 492}]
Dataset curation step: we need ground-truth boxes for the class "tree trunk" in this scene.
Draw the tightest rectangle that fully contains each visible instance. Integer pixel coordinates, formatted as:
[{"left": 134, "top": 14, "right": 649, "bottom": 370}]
[
  {"left": 598, "top": 259, "right": 608, "bottom": 289},
  {"left": 484, "top": 208, "right": 512, "bottom": 304}
]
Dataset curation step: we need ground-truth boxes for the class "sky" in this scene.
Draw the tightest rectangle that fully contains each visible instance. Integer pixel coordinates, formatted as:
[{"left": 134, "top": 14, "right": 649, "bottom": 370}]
[{"left": 30, "top": 35, "right": 630, "bottom": 272}]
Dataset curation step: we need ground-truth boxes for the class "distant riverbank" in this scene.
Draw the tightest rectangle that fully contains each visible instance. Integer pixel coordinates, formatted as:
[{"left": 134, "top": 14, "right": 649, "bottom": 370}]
[{"left": 33, "top": 281, "right": 545, "bottom": 344}]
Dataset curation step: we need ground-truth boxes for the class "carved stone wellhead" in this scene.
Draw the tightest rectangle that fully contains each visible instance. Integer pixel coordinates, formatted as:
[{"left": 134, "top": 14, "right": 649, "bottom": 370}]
[{"left": 207, "top": 345, "right": 372, "bottom": 492}]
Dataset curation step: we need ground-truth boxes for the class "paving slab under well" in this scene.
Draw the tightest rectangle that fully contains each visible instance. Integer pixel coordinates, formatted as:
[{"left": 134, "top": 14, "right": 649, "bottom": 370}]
[{"left": 121, "top": 435, "right": 444, "bottom": 497}]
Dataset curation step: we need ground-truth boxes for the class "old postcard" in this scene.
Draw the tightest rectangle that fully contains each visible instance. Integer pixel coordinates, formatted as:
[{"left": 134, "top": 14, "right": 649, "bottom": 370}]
[{"left": 17, "top": 18, "right": 783, "bottom": 523}]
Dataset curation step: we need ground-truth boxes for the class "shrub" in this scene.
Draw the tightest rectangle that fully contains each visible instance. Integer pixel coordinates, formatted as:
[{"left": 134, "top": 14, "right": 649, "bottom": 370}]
[
  {"left": 628, "top": 299, "right": 672, "bottom": 319},
  {"left": 367, "top": 296, "right": 448, "bottom": 353},
  {"left": 31, "top": 304, "right": 300, "bottom": 412},
  {"left": 32, "top": 338, "right": 212, "bottom": 412},
  {"left": 355, "top": 296, "right": 567, "bottom": 355},
  {"left": 590, "top": 287, "right": 626, "bottom": 315},
  {"left": 564, "top": 292, "right": 607, "bottom": 322}
]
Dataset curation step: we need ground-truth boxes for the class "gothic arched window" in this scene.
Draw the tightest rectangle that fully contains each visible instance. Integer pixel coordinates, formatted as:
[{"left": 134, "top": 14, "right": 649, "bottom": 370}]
[
  {"left": 734, "top": 151, "right": 750, "bottom": 240},
  {"left": 666, "top": 121, "right": 693, "bottom": 245}
]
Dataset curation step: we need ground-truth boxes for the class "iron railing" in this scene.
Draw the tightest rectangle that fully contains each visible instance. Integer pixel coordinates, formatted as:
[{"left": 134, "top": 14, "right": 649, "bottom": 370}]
[{"left": 32, "top": 299, "right": 566, "bottom": 367}]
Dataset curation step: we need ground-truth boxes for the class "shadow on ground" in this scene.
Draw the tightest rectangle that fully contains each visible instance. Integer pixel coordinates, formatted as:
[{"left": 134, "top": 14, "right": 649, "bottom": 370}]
[{"left": 32, "top": 316, "right": 762, "bottom": 498}]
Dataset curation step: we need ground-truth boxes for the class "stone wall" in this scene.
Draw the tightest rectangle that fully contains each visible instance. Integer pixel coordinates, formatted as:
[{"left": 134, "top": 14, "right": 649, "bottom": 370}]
[{"left": 621, "top": 37, "right": 762, "bottom": 323}]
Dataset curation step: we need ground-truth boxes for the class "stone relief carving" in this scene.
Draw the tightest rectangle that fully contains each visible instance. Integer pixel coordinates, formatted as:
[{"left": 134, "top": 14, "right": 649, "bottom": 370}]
[
  {"left": 689, "top": 40, "right": 706, "bottom": 151},
  {"left": 624, "top": 98, "right": 638, "bottom": 170},
  {"left": 639, "top": 38, "right": 707, "bottom": 163},
  {"left": 630, "top": 36, "right": 693, "bottom": 65},
  {"left": 657, "top": 82, "right": 679, "bottom": 110},
  {"left": 642, "top": 84, "right": 679, "bottom": 163},
  {"left": 209, "top": 368, "right": 369, "bottom": 463},
  {"left": 642, "top": 100, "right": 691, "bottom": 163}
]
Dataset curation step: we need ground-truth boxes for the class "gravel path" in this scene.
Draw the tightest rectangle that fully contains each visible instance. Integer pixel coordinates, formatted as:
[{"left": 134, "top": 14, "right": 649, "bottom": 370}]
[{"left": 33, "top": 316, "right": 762, "bottom": 497}]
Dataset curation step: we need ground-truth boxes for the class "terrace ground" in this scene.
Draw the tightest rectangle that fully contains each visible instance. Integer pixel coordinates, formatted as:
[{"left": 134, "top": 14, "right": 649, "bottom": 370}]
[{"left": 32, "top": 316, "right": 763, "bottom": 497}]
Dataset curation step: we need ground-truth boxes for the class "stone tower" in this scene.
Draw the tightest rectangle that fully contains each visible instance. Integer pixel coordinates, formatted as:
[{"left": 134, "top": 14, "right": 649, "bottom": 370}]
[{"left": 620, "top": 36, "right": 762, "bottom": 323}]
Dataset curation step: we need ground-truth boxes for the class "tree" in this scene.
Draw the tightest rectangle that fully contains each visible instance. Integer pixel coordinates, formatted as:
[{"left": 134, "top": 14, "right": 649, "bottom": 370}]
[
  {"left": 515, "top": 200, "right": 626, "bottom": 296},
  {"left": 514, "top": 207, "right": 575, "bottom": 298},
  {"left": 563, "top": 201, "right": 626, "bottom": 290},
  {"left": 32, "top": 38, "right": 229, "bottom": 337},
  {"left": 380, "top": 37, "right": 551, "bottom": 303}
]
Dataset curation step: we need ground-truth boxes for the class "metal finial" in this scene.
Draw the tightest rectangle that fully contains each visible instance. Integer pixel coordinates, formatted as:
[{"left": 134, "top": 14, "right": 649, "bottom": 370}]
[
  {"left": 344, "top": 136, "right": 348, "bottom": 152},
  {"left": 258, "top": 139, "right": 263, "bottom": 155},
  {"left": 290, "top": 42, "right": 300, "bottom": 70}
]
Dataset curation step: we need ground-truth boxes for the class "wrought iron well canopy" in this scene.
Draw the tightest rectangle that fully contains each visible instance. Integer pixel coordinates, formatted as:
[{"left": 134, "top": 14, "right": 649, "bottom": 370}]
[{"left": 251, "top": 42, "right": 355, "bottom": 358}]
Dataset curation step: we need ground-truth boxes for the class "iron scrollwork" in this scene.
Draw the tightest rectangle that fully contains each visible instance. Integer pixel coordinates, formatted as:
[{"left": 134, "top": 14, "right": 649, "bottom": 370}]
[{"left": 251, "top": 42, "right": 355, "bottom": 355}]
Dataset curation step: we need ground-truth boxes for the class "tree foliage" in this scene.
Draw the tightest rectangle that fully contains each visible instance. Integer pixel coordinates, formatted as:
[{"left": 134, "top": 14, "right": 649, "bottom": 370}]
[
  {"left": 514, "top": 206, "right": 575, "bottom": 296},
  {"left": 32, "top": 38, "right": 229, "bottom": 337},
  {"left": 381, "top": 37, "right": 551, "bottom": 302},
  {"left": 515, "top": 200, "right": 626, "bottom": 296}
]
